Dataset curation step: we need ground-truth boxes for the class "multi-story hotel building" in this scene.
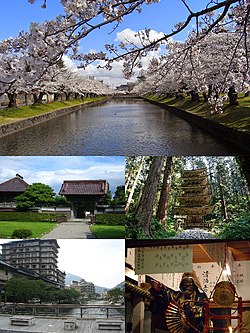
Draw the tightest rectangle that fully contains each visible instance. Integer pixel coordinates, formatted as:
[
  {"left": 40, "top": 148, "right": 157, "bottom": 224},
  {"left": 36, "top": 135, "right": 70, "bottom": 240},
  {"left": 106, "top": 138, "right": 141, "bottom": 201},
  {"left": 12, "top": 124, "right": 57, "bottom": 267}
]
[
  {"left": 1, "top": 239, "right": 65, "bottom": 287},
  {"left": 70, "top": 279, "right": 95, "bottom": 294}
]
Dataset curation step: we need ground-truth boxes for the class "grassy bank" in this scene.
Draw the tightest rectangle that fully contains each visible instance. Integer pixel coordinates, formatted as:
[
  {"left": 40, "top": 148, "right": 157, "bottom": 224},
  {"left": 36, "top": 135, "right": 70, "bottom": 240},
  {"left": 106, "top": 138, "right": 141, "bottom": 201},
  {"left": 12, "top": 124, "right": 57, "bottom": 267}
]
[
  {"left": 0, "top": 221, "right": 57, "bottom": 238},
  {"left": 90, "top": 225, "right": 125, "bottom": 238},
  {"left": 0, "top": 97, "right": 106, "bottom": 126},
  {"left": 145, "top": 94, "right": 250, "bottom": 133}
]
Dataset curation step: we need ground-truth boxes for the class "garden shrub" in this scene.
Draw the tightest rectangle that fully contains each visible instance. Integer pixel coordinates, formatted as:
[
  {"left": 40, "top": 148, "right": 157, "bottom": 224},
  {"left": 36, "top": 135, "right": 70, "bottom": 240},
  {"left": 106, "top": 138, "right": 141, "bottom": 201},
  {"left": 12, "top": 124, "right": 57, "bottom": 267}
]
[
  {"left": 0, "top": 212, "right": 57, "bottom": 222},
  {"left": 12, "top": 229, "right": 33, "bottom": 238},
  {"left": 95, "top": 214, "right": 125, "bottom": 225}
]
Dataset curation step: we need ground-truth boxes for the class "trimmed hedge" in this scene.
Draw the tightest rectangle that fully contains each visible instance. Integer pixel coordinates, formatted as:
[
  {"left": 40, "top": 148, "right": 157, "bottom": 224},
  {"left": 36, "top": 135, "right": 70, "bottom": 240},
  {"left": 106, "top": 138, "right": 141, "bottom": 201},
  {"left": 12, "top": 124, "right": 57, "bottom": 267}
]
[
  {"left": 0, "top": 212, "right": 57, "bottom": 222},
  {"left": 95, "top": 214, "right": 125, "bottom": 225}
]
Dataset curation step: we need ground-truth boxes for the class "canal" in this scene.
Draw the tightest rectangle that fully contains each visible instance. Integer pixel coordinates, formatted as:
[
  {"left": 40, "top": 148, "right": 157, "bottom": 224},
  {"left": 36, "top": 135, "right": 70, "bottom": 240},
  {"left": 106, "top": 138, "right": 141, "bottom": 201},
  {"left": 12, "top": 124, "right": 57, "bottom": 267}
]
[{"left": 0, "top": 99, "right": 240, "bottom": 155}]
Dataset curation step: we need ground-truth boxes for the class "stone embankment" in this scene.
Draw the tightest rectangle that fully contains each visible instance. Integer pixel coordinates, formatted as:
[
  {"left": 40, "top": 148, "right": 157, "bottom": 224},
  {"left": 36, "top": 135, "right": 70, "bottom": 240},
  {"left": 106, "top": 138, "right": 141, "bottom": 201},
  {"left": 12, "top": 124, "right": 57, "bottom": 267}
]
[
  {"left": 0, "top": 99, "right": 107, "bottom": 138},
  {"left": 146, "top": 99, "right": 250, "bottom": 154}
]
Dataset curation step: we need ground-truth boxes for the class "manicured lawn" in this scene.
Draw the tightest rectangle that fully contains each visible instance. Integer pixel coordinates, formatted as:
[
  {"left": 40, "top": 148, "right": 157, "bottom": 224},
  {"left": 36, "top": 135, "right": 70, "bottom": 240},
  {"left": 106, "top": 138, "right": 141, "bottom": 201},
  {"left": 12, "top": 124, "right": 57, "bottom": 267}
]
[
  {"left": 90, "top": 225, "right": 125, "bottom": 239},
  {"left": 0, "top": 221, "right": 58, "bottom": 238},
  {"left": 145, "top": 94, "right": 250, "bottom": 133},
  {"left": 0, "top": 97, "right": 106, "bottom": 125}
]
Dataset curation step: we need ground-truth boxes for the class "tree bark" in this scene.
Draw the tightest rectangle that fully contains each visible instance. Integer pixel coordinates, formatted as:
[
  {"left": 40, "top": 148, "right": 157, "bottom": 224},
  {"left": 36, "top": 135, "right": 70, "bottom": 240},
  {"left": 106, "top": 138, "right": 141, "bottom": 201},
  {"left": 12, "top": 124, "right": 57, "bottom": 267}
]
[
  {"left": 238, "top": 156, "right": 250, "bottom": 193},
  {"left": 65, "top": 92, "right": 71, "bottom": 100},
  {"left": 203, "top": 92, "right": 208, "bottom": 102},
  {"left": 218, "top": 173, "right": 228, "bottom": 220},
  {"left": 228, "top": 85, "right": 238, "bottom": 106},
  {"left": 156, "top": 157, "right": 173, "bottom": 226},
  {"left": 125, "top": 156, "right": 145, "bottom": 213},
  {"left": 54, "top": 92, "right": 60, "bottom": 101},
  {"left": 7, "top": 92, "right": 18, "bottom": 108},
  {"left": 135, "top": 156, "right": 164, "bottom": 237},
  {"left": 190, "top": 90, "right": 199, "bottom": 102},
  {"left": 33, "top": 92, "right": 44, "bottom": 104}
]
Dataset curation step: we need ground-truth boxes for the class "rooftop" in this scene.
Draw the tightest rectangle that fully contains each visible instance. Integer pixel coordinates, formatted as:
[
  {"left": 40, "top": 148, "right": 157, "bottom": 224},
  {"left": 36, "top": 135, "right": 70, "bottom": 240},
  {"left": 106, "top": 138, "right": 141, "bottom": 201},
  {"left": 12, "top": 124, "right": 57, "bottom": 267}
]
[
  {"left": 0, "top": 174, "right": 28, "bottom": 193},
  {"left": 59, "top": 180, "right": 108, "bottom": 196}
]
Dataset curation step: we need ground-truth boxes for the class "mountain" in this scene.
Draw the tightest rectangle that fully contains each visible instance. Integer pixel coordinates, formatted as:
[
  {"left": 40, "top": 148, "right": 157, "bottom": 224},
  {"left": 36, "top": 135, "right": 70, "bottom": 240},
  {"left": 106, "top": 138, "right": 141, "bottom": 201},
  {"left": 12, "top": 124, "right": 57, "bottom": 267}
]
[
  {"left": 65, "top": 273, "right": 117, "bottom": 293},
  {"left": 114, "top": 281, "right": 125, "bottom": 289},
  {"left": 65, "top": 273, "right": 82, "bottom": 285}
]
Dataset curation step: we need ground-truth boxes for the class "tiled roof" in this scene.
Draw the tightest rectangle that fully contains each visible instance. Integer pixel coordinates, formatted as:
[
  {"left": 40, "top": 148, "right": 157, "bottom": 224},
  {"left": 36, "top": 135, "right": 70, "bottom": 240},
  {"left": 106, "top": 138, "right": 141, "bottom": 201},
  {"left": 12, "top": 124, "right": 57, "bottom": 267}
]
[
  {"left": 0, "top": 176, "right": 29, "bottom": 193},
  {"left": 59, "top": 180, "right": 108, "bottom": 196}
]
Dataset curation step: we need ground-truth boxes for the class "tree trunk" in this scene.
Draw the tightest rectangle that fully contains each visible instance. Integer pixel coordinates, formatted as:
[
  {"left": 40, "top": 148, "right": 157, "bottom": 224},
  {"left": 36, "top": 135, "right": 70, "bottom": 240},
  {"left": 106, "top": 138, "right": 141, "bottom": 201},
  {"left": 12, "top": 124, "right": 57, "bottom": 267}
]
[
  {"left": 33, "top": 92, "right": 44, "bottom": 104},
  {"left": 125, "top": 156, "right": 145, "bottom": 213},
  {"left": 54, "top": 93, "right": 60, "bottom": 101},
  {"left": 238, "top": 157, "right": 250, "bottom": 192},
  {"left": 208, "top": 84, "right": 213, "bottom": 98},
  {"left": 156, "top": 157, "right": 173, "bottom": 226},
  {"left": 65, "top": 92, "right": 71, "bottom": 100},
  {"left": 7, "top": 92, "right": 18, "bottom": 108},
  {"left": 135, "top": 157, "right": 164, "bottom": 237},
  {"left": 24, "top": 92, "right": 28, "bottom": 106},
  {"left": 190, "top": 90, "right": 199, "bottom": 102},
  {"left": 228, "top": 85, "right": 238, "bottom": 106},
  {"left": 203, "top": 92, "right": 208, "bottom": 102},
  {"left": 218, "top": 173, "right": 228, "bottom": 220}
]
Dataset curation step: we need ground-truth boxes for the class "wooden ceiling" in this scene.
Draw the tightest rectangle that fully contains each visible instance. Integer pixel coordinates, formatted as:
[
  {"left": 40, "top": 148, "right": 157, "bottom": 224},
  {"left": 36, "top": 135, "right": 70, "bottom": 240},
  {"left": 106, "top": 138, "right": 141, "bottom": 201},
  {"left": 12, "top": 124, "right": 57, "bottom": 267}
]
[{"left": 126, "top": 240, "right": 250, "bottom": 262}]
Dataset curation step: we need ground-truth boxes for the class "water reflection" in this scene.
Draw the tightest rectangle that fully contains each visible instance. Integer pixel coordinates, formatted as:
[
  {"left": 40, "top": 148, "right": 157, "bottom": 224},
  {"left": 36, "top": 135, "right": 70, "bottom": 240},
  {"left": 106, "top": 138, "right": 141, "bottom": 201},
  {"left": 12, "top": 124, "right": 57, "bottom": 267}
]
[{"left": 0, "top": 99, "right": 240, "bottom": 155}]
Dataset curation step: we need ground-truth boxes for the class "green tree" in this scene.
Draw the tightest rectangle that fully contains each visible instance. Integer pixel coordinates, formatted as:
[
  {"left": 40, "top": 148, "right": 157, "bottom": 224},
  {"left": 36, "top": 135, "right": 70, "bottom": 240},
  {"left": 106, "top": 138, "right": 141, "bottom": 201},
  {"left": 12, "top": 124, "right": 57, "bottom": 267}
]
[
  {"left": 16, "top": 183, "right": 56, "bottom": 211},
  {"left": 112, "top": 185, "right": 126, "bottom": 206},
  {"left": 5, "top": 278, "right": 48, "bottom": 303},
  {"left": 106, "top": 287, "right": 124, "bottom": 304},
  {"left": 54, "top": 288, "right": 81, "bottom": 304},
  {"left": 99, "top": 190, "right": 112, "bottom": 205},
  {"left": 55, "top": 195, "right": 70, "bottom": 207}
]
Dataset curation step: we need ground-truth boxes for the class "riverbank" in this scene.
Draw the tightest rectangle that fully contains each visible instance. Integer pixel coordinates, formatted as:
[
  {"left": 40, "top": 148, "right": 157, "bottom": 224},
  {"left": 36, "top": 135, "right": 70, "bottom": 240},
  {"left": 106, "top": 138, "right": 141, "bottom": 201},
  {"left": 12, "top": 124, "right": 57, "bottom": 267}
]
[
  {"left": 144, "top": 94, "right": 250, "bottom": 154},
  {"left": 0, "top": 97, "right": 108, "bottom": 138}
]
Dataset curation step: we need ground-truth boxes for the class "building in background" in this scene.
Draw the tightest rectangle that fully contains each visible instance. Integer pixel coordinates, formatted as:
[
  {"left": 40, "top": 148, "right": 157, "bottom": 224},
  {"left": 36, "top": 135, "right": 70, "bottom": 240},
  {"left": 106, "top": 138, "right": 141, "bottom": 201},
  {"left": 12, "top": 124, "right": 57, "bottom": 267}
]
[
  {"left": 0, "top": 174, "right": 28, "bottom": 210},
  {"left": 70, "top": 279, "right": 95, "bottom": 295}
]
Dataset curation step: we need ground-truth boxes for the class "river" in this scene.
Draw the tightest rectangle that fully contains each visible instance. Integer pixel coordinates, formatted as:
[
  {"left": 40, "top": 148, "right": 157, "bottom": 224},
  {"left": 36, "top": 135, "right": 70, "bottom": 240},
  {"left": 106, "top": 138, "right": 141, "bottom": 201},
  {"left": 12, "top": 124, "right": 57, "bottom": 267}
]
[{"left": 0, "top": 98, "right": 240, "bottom": 155}]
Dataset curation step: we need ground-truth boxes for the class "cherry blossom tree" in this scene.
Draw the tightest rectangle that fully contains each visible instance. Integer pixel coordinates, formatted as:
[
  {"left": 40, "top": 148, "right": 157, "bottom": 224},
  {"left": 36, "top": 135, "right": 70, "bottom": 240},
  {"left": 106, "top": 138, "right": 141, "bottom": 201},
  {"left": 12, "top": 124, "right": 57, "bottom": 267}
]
[{"left": 1, "top": 0, "right": 248, "bottom": 109}]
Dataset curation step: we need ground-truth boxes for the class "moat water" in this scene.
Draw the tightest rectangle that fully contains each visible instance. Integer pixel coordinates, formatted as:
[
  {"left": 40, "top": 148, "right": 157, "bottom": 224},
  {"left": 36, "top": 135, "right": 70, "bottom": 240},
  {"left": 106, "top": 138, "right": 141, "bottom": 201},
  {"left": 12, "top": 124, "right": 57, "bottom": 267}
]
[{"left": 0, "top": 99, "right": 240, "bottom": 155}]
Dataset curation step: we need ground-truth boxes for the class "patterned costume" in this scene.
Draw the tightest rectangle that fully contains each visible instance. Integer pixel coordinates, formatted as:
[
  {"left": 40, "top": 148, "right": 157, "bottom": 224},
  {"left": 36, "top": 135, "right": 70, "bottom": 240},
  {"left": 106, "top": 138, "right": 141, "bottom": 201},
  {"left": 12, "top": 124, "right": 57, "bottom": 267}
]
[{"left": 149, "top": 272, "right": 207, "bottom": 333}]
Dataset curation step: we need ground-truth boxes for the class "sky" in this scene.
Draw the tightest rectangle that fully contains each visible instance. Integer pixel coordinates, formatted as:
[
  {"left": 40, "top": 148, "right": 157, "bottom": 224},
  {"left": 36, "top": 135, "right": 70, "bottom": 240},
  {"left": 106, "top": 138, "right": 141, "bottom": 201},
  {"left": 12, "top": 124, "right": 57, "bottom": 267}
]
[
  {"left": 0, "top": 156, "right": 125, "bottom": 195},
  {"left": 0, "top": 0, "right": 214, "bottom": 87},
  {"left": 0, "top": 239, "right": 125, "bottom": 288}
]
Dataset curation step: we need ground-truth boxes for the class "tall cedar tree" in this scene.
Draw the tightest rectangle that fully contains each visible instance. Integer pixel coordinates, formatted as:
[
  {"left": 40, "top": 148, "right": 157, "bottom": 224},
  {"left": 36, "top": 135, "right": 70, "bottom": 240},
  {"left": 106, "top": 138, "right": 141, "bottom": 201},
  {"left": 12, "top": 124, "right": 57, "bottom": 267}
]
[
  {"left": 135, "top": 156, "right": 164, "bottom": 236},
  {"left": 156, "top": 157, "right": 173, "bottom": 226},
  {"left": 238, "top": 157, "right": 250, "bottom": 192}
]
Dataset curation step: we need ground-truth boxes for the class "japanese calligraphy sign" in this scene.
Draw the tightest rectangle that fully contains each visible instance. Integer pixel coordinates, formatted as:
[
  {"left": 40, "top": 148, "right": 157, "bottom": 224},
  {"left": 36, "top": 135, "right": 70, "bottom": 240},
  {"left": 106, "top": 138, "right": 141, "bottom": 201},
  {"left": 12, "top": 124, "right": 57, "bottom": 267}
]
[
  {"left": 135, "top": 245, "right": 193, "bottom": 274},
  {"left": 201, "top": 242, "right": 226, "bottom": 266}
]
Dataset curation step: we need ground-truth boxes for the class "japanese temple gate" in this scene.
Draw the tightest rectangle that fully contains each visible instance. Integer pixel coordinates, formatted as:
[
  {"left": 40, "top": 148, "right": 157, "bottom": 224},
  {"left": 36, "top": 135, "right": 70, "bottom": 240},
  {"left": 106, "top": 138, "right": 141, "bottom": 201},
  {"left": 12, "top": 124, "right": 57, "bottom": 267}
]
[{"left": 59, "top": 180, "right": 109, "bottom": 218}]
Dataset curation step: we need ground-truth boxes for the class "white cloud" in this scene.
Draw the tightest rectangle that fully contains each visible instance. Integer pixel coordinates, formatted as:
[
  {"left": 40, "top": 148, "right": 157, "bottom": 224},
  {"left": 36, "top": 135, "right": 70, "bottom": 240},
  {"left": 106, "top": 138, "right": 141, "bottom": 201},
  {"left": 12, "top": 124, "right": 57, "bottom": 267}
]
[
  {"left": 115, "top": 28, "right": 165, "bottom": 47},
  {"left": 0, "top": 157, "right": 124, "bottom": 195},
  {"left": 62, "top": 28, "right": 166, "bottom": 87},
  {"left": 58, "top": 239, "right": 125, "bottom": 288}
]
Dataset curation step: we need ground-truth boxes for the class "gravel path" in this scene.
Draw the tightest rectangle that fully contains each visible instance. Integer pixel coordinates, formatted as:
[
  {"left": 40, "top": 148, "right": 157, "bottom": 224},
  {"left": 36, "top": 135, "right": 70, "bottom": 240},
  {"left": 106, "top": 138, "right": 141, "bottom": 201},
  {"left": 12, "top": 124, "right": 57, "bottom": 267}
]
[
  {"left": 173, "top": 228, "right": 216, "bottom": 239},
  {"left": 42, "top": 220, "right": 96, "bottom": 239}
]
